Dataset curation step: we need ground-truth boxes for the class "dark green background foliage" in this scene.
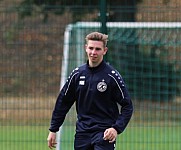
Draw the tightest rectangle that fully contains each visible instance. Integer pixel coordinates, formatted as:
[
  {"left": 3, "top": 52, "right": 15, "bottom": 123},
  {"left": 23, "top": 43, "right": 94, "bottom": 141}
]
[{"left": 18, "top": 0, "right": 142, "bottom": 22}]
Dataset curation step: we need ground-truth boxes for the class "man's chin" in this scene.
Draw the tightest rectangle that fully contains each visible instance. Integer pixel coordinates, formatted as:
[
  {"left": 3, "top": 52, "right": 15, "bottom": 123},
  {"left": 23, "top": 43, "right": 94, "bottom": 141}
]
[{"left": 90, "top": 58, "right": 97, "bottom": 62}]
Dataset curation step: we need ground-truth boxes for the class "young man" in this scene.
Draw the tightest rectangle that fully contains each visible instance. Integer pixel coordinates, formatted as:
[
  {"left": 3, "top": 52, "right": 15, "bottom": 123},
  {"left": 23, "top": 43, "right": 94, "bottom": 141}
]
[{"left": 47, "top": 32, "right": 133, "bottom": 150}]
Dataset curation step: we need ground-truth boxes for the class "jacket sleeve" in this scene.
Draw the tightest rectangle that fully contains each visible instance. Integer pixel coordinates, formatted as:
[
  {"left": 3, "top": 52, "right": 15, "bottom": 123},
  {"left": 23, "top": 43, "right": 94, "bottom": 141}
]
[
  {"left": 109, "top": 71, "right": 133, "bottom": 134},
  {"left": 49, "top": 69, "right": 79, "bottom": 132}
]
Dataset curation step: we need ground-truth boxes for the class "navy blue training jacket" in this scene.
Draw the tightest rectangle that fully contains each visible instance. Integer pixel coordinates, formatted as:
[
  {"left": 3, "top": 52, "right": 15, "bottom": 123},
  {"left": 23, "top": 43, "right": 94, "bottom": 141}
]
[{"left": 49, "top": 61, "right": 133, "bottom": 134}]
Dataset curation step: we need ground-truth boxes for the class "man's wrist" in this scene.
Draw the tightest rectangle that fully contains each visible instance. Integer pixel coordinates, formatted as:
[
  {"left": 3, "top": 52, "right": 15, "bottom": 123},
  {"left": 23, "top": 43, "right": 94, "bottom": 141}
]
[
  {"left": 49, "top": 128, "right": 57, "bottom": 133},
  {"left": 112, "top": 125, "right": 122, "bottom": 134}
]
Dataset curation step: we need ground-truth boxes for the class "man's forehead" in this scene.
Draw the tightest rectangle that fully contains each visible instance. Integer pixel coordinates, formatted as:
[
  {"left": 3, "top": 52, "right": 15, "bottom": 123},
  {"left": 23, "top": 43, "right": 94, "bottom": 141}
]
[{"left": 87, "top": 40, "right": 104, "bottom": 46}]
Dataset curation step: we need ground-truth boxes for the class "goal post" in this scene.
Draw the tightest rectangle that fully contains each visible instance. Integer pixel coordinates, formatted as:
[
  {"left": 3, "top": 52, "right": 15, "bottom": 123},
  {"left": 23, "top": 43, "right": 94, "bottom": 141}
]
[{"left": 57, "top": 22, "right": 181, "bottom": 149}]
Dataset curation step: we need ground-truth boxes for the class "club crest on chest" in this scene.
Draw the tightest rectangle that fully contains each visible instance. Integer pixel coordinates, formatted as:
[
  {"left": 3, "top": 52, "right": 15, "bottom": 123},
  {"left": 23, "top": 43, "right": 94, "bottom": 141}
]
[{"left": 97, "top": 79, "right": 107, "bottom": 92}]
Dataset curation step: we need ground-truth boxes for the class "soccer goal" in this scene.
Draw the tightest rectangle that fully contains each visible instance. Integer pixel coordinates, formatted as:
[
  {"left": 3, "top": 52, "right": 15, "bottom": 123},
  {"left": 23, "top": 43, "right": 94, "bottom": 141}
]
[
  {"left": 57, "top": 22, "right": 181, "bottom": 149},
  {"left": 61, "top": 21, "right": 181, "bottom": 100}
]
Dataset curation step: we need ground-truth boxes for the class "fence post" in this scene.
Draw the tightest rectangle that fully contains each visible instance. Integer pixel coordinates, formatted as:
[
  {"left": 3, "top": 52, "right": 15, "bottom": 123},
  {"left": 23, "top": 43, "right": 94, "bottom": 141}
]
[
  {"left": 100, "top": 0, "right": 108, "bottom": 60},
  {"left": 100, "top": 0, "right": 107, "bottom": 34}
]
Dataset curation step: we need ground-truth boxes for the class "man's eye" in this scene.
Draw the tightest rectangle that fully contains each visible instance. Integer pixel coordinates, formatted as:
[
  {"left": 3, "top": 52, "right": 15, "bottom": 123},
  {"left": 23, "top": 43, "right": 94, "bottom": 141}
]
[
  {"left": 88, "top": 47, "right": 101, "bottom": 50},
  {"left": 96, "top": 48, "right": 101, "bottom": 51}
]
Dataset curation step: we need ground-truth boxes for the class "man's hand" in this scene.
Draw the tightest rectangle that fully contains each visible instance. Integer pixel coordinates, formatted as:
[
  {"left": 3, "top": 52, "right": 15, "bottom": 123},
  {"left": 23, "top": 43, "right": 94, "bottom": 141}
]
[
  {"left": 103, "top": 127, "right": 117, "bottom": 143},
  {"left": 47, "top": 132, "right": 57, "bottom": 149}
]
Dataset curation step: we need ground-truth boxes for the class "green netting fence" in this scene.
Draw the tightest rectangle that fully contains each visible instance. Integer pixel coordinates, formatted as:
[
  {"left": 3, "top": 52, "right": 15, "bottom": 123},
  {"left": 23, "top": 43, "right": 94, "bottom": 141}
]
[{"left": 0, "top": 1, "right": 181, "bottom": 150}]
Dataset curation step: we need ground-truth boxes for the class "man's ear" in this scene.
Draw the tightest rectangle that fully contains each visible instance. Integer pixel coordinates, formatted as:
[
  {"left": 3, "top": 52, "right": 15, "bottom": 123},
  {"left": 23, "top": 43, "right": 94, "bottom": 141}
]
[{"left": 103, "top": 47, "right": 108, "bottom": 55}]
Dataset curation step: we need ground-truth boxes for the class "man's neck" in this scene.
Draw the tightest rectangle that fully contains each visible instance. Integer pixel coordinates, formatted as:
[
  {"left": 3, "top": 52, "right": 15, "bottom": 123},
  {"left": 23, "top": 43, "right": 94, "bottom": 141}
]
[{"left": 88, "top": 60, "right": 102, "bottom": 68}]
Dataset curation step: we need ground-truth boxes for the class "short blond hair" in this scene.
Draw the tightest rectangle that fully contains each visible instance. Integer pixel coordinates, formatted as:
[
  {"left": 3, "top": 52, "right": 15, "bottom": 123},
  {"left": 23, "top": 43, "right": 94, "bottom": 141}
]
[{"left": 85, "top": 32, "right": 108, "bottom": 47}]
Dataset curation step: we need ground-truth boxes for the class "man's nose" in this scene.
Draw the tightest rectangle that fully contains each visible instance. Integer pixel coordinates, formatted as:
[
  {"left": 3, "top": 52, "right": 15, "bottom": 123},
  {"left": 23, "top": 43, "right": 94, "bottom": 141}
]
[{"left": 91, "top": 49, "right": 97, "bottom": 54}]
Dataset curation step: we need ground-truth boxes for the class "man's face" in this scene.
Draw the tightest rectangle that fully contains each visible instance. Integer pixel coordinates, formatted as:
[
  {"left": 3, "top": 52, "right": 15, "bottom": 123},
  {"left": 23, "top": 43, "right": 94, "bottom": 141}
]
[{"left": 85, "top": 40, "right": 107, "bottom": 67}]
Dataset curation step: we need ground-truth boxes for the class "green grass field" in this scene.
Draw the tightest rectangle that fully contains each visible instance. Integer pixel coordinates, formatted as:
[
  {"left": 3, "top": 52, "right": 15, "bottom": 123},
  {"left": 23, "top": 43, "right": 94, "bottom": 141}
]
[
  {"left": 0, "top": 126, "right": 49, "bottom": 150},
  {"left": 60, "top": 125, "right": 181, "bottom": 150},
  {"left": 0, "top": 124, "right": 180, "bottom": 150}
]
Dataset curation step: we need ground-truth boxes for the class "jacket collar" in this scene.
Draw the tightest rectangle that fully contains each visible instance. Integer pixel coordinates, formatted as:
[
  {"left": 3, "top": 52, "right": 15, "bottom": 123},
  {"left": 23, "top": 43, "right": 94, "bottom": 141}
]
[{"left": 86, "top": 60, "right": 106, "bottom": 73}]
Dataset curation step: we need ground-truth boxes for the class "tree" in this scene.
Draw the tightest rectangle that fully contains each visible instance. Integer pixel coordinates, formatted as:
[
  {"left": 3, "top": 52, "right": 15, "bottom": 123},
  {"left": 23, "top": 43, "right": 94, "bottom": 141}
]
[{"left": 17, "top": 0, "right": 142, "bottom": 22}]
